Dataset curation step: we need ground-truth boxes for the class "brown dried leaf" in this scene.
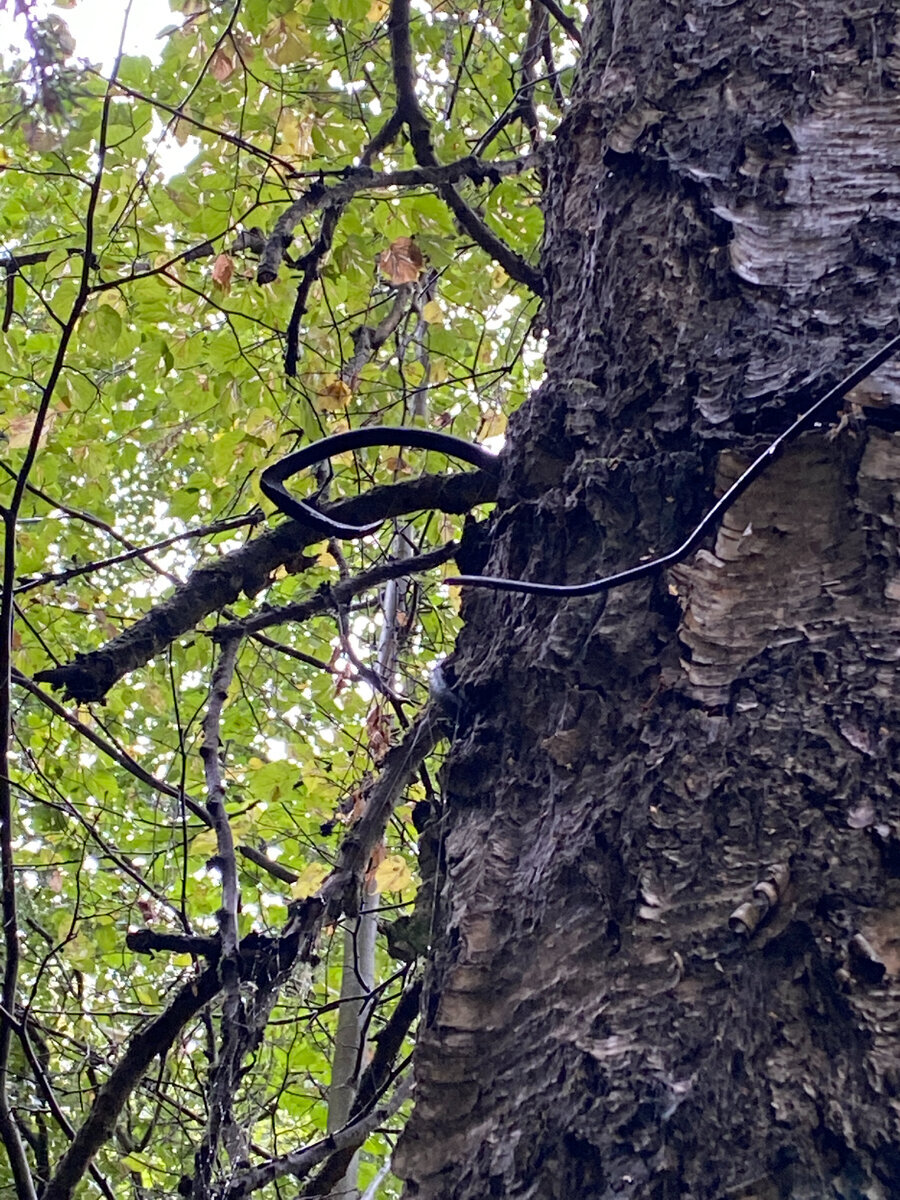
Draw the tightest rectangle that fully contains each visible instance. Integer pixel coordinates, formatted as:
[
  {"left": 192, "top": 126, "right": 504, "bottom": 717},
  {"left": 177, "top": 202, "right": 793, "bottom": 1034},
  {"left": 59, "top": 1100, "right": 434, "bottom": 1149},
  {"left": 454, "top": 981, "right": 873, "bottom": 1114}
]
[
  {"left": 366, "top": 702, "right": 391, "bottom": 762},
  {"left": 212, "top": 253, "right": 234, "bottom": 293},
  {"left": 209, "top": 48, "right": 234, "bottom": 82},
  {"left": 378, "top": 236, "right": 424, "bottom": 285}
]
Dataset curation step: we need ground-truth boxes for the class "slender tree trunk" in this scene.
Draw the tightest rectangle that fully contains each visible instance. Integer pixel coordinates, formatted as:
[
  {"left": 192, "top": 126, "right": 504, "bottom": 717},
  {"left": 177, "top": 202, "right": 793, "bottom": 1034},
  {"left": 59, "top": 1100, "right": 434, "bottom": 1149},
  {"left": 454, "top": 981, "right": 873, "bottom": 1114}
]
[
  {"left": 327, "top": 914, "right": 377, "bottom": 1200},
  {"left": 396, "top": 2, "right": 900, "bottom": 1197}
]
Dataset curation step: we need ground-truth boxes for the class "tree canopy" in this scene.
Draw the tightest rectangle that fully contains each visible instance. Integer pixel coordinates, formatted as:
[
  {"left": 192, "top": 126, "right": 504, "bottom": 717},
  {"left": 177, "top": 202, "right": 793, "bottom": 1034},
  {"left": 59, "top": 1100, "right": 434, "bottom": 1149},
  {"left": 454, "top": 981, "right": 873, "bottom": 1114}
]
[{"left": 0, "top": 0, "right": 565, "bottom": 1194}]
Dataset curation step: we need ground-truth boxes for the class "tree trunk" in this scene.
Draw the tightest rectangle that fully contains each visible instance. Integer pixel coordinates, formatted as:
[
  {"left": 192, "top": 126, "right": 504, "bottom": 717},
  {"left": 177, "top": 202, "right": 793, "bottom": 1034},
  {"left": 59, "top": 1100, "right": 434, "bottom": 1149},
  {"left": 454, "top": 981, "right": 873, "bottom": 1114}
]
[{"left": 395, "top": 2, "right": 900, "bottom": 1197}]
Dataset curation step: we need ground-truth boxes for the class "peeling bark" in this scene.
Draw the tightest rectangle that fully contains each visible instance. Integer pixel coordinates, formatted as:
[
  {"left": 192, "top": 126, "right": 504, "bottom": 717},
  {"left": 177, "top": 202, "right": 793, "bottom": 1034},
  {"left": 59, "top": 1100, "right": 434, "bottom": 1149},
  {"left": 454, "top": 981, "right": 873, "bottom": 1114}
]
[{"left": 395, "top": 2, "right": 900, "bottom": 1197}]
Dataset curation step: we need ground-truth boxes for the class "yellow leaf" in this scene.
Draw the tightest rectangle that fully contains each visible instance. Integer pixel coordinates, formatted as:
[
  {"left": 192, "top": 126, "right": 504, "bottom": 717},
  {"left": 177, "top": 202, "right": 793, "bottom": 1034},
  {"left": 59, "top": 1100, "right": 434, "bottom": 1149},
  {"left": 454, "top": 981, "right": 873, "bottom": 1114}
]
[
  {"left": 62, "top": 932, "right": 95, "bottom": 970},
  {"left": 367, "top": 0, "right": 388, "bottom": 17},
  {"left": 248, "top": 757, "right": 265, "bottom": 770},
  {"left": 4, "top": 410, "right": 55, "bottom": 449},
  {"left": 291, "top": 862, "right": 331, "bottom": 899},
  {"left": 373, "top": 854, "right": 414, "bottom": 893},
  {"left": 480, "top": 409, "right": 507, "bottom": 440},
  {"left": 263, "top": 14, "right": 310, "bottom": 66},
  {"left": 191, "top": 828, "right": 219, "bottom": 859},
  {"left": 490, "top": 265, "right": 509, "bottom": 288},
  {"left": 421, "top": 300, "right": 443, "bottom": 324},
  {"left": 172, "top": 115, "right": 193, "bottom": 146},
  {"left": 279, "top": 112, "right": 315, "bottom": 159},
  {"left": 22, "top": 121, "right": 61, "bottom": 153},
  {"left": 318, "top": 376, "right": 352, "bottom": 411},
  {"left": 121, "top": 1154, "right": 146, "bottom": 1178}
]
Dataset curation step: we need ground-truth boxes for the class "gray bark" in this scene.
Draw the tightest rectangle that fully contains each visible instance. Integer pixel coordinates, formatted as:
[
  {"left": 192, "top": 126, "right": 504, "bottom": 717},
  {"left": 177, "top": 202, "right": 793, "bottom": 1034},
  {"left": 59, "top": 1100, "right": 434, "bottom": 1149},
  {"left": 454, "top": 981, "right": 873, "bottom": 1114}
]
[{"left": 395, "top": 2, "right": 900, "bottom": 1197}]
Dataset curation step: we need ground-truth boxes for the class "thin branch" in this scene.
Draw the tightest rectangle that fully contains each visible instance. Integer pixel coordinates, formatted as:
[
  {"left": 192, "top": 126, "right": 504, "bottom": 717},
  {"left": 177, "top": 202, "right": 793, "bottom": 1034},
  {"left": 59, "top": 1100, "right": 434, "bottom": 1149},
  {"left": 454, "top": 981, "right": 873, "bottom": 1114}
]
[
  {"left": 12, "top": 1016, "right": 116, "bottom": 1200},
  {"left": 92, "top": 74, "right": 297, "bottom": 173},
  {"left": 12, "top": 671, "right": 209, "bottom": 825},
  {"left": 299, "top": 977, "right": 422, "bottom": 1197},
  {"left": 201, "top": 637, "right": 242, "bottom": 968},
  {"left": 15, "top": 510, "right": 262, "bottom": 594},
  {"left": 194, "top": 635, "right": 247, "bottom": 1193},
  {"left": 237, "top": 844, "right": 298, "bottom": 885},
  {"left": 126, "top": 930, "right": 219, "bottom": 958}
]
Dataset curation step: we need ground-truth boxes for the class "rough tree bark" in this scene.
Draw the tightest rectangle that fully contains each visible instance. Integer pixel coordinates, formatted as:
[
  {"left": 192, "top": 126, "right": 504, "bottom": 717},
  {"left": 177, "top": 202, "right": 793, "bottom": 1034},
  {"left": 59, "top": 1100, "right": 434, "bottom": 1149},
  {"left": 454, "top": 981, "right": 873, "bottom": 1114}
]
[{"left": 395, "top": 2, "right": 900, "bottom": 1197}]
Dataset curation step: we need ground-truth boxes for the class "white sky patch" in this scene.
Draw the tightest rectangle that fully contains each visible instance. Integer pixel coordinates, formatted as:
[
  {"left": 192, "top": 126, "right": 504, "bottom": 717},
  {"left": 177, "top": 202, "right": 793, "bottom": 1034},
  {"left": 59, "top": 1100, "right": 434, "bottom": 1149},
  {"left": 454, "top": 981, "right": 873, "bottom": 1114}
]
[
  {"left": 0, "top": 1, "right": 196, "bottom": 172},
  {"left": 0, "top": 0, "right": 174, "bottom": 70},
  {"left": 60, "top": 0, "right": 176, "bottom": 70},
  {"left": 58, "top": 0, "right": 174, "bottom": 70}
]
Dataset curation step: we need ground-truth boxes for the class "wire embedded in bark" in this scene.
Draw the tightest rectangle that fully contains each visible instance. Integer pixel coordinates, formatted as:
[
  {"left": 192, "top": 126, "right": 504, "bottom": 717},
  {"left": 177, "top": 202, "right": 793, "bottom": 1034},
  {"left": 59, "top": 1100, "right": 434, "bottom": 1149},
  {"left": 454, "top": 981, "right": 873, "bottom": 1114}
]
[{"left": 260, "top": 332, "right": 900, "bottom": 597}]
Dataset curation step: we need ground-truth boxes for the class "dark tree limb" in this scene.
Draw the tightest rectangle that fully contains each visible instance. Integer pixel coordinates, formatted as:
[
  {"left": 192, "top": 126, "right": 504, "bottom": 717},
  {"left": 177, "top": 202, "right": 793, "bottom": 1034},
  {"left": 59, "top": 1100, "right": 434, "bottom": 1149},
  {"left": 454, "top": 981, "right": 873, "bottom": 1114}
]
[
  {"left": 215, "top": 541, "right": 458, "bottom": 639},
  {"left": 533, "top": 0, "right": 581, "bottom": 44},
  {"left": 284, "top": 205, "right": 341, "bottom": 376},
  {"left": 34, "top": 467, "right": 496, "bottom": 703},
  {"left": 256, "top": 152, "right": 534, "bottom": 285},
  {"left": 126, "top": 930, "right": 220, "bottom": 958},
  {"left": 282, "top": 112, "right": 404, "bottom": 374}
]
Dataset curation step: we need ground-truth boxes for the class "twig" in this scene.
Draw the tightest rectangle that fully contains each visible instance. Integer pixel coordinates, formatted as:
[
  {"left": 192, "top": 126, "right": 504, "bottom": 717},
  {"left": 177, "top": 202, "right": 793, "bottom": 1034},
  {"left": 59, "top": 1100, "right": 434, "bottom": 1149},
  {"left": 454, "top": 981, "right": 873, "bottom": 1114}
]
[
  {"left": 14, "top": 510, "right": 262, "bottom": 594},
  {"left": 91, "top": 74, "right": 297, "bottom": 173},
  {"left": 12, "top": 671, "right": 209, "bottom": 824}
]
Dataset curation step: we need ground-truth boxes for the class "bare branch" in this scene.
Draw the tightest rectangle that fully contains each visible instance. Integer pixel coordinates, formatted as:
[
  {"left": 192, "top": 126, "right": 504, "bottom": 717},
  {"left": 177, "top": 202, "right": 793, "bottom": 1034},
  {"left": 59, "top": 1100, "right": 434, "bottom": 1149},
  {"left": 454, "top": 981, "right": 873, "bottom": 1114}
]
[{"left": 194, "top": 636, "right": 245, "bottom": 1190}]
